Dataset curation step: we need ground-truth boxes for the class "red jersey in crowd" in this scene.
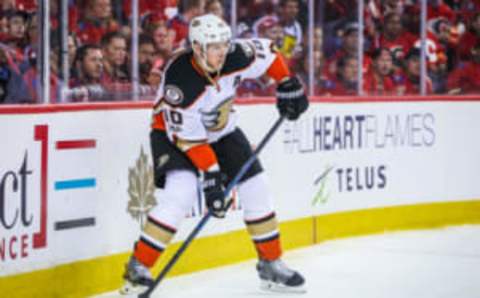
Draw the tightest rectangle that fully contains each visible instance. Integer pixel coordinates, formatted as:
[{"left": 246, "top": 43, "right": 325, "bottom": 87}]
[
  {"left": 76, "top": 19, "right": 119, "bottom": 45},
  {"left": 168, "top": 14, "right": 189, "bottom": 47},
  {"left": 15, "top": 0, "right": 37, "bottom": 12},
  {"left": 456, "top": 30, "right": 480, "bottom": 60},
  {"left": 392, "top": 71, "right": 433, "bottom": 95},
  {"left": 325, "top": 50, "right": 372, "bottom": 79},
  {"left": 317, "top": 76, "right": 358, "bottom": 96},
  {"left": 377, "top": 32, "right": 417, "bottom": 62},
  {"left": 414, "top": 31, "right": 448, "bottom": 67},
  {"left": 122, "top": 0, "right": 176, "bottom": 19},
  {"left": 427, "top": 2, "right": 455, "bottom": 22},
  {"left": 363, "top": 70, "right": 396, "bottom": 95},
  {"left": 447, "top": 61, "right": 480, "bottom": 94}
]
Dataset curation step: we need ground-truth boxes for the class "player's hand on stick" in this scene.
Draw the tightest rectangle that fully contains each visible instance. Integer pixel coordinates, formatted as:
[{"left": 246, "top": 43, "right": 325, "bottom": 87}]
[
  {"left": 276, "top": 77, "right": 309, "bottom": 121},
  {"left": 203, "top": 171, "right": 227, "bottom": 218}
]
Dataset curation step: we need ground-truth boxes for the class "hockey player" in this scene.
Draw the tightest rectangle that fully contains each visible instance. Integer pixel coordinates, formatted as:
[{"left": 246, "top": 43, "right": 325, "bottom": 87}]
[{"left": 121, "top": 13, "right": 308, "bottom": 294}]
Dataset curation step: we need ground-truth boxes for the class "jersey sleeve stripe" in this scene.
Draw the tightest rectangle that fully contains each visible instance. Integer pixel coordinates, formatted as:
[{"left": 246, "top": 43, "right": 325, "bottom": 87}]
[{"left": 266, "top": 52, "right": 291, "bottom": 82}]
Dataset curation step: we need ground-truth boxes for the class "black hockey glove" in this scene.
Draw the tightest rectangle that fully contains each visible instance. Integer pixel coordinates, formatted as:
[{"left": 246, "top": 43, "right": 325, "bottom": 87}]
[
  {"left": 203, "top": 171, "right": 227, "bottom": 218},
  {"left": 276, "top": 77, "right": 309, "bottom": 121}
]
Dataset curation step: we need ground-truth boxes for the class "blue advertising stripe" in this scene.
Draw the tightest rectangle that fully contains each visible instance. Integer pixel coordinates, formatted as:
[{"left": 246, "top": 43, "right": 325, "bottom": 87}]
[{"left": 54, "top": 178, "right": 96, "bottom": 190}]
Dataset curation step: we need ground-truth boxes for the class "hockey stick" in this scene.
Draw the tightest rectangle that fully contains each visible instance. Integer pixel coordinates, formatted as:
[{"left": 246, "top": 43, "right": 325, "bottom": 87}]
[{"left": 139, "top": 116, "right": 285, "bottom": 298}]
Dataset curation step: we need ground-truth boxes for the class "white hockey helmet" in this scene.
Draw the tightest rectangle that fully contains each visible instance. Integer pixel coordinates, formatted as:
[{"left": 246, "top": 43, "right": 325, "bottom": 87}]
[
  {"left": 189, "top": 14, "right": 232, "bottom": 72},
  {"left": 189, "top": 14, "right": 232, "bottom": 48}
]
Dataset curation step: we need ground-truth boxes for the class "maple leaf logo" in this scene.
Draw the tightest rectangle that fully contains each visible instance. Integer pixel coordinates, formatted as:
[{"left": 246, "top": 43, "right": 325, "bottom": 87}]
[{"left": 127, "top": 146, "right": 157, "bottom": 228}]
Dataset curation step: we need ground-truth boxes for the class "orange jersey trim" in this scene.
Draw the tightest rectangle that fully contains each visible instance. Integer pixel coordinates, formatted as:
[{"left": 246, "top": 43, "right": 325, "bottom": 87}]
[
  {"left": 266, "top": 52, "right": 290, "bottom": 82},
  {"left": 151, "top": 111, "right": 167, "bottom": 130},
  {"left": 186, "top": 143, "right": 218, "bottom": 171}
]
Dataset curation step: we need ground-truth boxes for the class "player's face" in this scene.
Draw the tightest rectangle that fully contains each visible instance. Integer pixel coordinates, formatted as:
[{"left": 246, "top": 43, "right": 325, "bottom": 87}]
[{"left": 205, "top": 41, "right": 229, "bottom": 71}]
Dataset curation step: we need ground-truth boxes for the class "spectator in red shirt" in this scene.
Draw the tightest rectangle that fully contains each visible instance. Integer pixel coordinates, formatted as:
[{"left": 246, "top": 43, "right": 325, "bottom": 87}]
[
  {"left": 76, "top": 0, "right": 119, "bottom": 45},
  {"left": 0, "top": 46, "right": 31, "bottom": 104},
  {"left": 122, "top": 0, "right": 177, "bottom": 20},
  {"left": 49, "top": 0, "right": 78, "bottom": 33},
  {"left": 5, "top": 10, "right": 28, "bottom": 57},
  {"left": 447, "top": 42, "right": 480, "bottom": 94},
  {"left": 146, "top": 21, "right": 175, "bottom": 61},
  {"left": 326, "top": 23, "right": 371, "bottom": 81},
  {"left": 100, "top": 31, "right": 129, "bottom": 84},
  {"left": 14, "top": 0, "right": 36, "bottom": 12},
  {"left": 377, "top": 12, "right": 416, "bottom": 68},
  {"left": 320, "top": 55, "right": 359, "bottom": 96},
  {"left": 427, "top": 0, "right": 455, "bottom": 22},
  {"left": 168, "top": 0, "right": 205, "bottom": 48},
  {"left": 457, "top": 13, "right": 480, "bottom": 61},
  {"left": 364, "top": 48, "right": 396, "bottom": 95},
  {"left": 393, "top": 47, "right": 433, "bottom": 95},
  {"left": 22, "top": 47, "right": 61, "bottom": 103}
]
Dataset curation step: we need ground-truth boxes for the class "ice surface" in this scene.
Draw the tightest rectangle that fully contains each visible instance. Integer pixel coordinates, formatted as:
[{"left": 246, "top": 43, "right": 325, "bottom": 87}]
[{"left": 96, "top": 225, "right": 480, "bottom": 298}]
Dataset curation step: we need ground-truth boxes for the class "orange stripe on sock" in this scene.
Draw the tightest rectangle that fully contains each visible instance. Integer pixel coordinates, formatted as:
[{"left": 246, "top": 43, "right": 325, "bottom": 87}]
[
  {"left": 255, "top": 237, "right": 282, "bottom": 261},
  {"left": 134, "top": 240, "right": 162, "bottom": 268}
]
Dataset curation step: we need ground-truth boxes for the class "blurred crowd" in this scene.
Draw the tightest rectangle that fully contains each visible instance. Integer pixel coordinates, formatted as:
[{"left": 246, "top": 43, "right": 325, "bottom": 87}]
[{"left": 0, "top": 0, "right": 479, "bottom": 104}]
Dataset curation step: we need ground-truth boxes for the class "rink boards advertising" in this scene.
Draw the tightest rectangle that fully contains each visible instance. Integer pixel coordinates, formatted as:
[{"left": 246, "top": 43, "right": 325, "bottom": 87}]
[{"left": 0, "top": 97, "right": 479, "bottom": 297}]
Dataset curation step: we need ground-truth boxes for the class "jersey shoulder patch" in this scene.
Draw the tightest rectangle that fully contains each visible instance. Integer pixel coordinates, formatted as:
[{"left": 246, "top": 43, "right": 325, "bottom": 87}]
[
  {"left": 221, "top": 41, "right": 256, "bottom": 74},
  {"left": 162, "top": 50, "right": 207, "bottom": 108}
]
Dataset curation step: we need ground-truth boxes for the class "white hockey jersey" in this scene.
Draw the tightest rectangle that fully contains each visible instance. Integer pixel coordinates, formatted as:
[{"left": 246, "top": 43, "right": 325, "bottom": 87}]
[{"left": 152, "top": 38, "right": 282, "bottom": 149}]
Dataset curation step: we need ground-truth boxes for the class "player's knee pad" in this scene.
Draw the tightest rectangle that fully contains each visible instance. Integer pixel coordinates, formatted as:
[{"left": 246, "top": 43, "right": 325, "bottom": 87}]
[
  {"left": 237, "top": 173, "right": 274, "bottom": 220},
  {"left": 148, "top": 170, "right": 198, "bottom": 228}
]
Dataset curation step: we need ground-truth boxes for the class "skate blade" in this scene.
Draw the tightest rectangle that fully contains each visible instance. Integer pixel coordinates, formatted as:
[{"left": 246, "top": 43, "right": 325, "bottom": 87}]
[
  {"left": 119, "top": 281, "right": 149, "bottom": 296},
  {"left": 260, "top": 280, "right": 307, "bottom": 294}
]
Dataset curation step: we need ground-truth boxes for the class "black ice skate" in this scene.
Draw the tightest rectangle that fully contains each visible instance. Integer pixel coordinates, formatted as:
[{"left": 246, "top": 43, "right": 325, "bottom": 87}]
[
  {"left": 119, "top": 256, "right": 154, "bottom": 295},
  {"left": 256, "top": 259, "right": 306, "bottom": 293}
]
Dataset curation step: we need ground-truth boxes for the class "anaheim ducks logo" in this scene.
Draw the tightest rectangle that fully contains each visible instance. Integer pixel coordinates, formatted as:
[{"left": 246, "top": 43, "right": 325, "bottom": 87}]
[
  {"left": 201, "top": 97, "right": 234, "bottom": 131},
  {"left": 164, "top": 85, "right": 184, "bottom": 105},
  {"left": 127, "top": 146, "right": 157, "bottom": 228}
]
